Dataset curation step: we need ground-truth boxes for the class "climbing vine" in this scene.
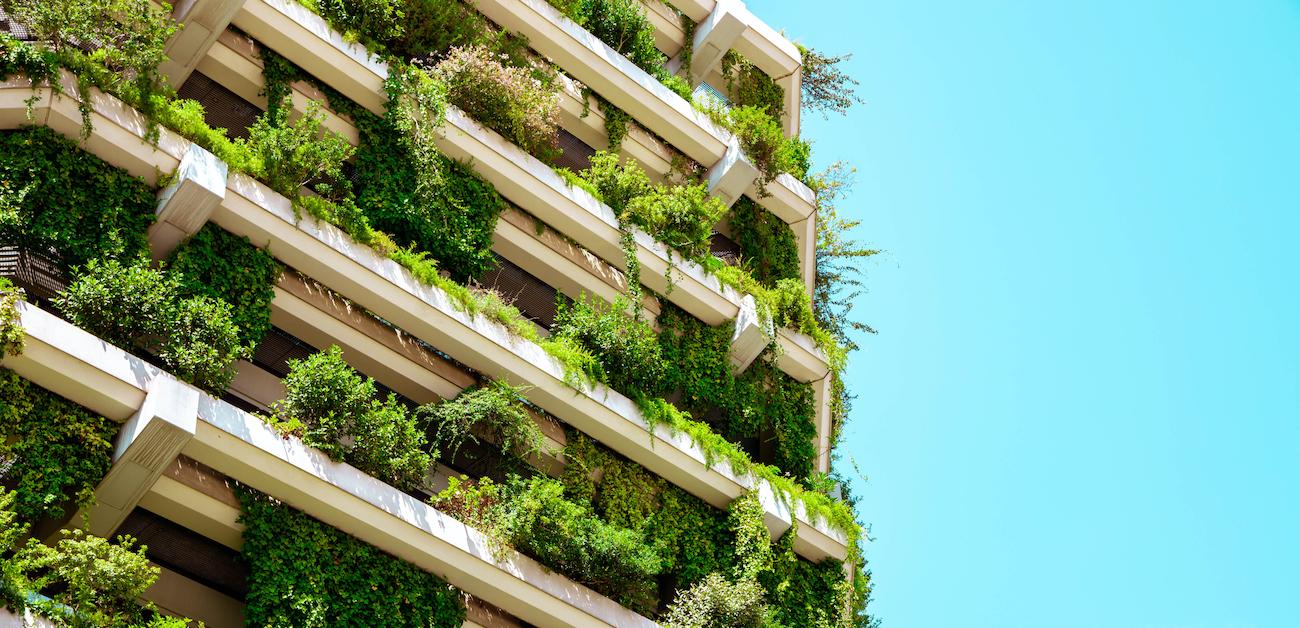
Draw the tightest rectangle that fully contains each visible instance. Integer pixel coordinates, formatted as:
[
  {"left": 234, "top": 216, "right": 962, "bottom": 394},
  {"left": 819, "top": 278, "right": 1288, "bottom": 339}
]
[
  {"left": 0, "top": 369, "right": 117, "bottom": 523},
  {"left": 168, "top": 224, "right": 283, "bottom": 349},
  {"left": 238, "top": 487, "right": 466, "bottom": 627},
  {"left": 728, "top": 196, "right": 801, "bottom": 287},
  {"left": 0, "top": 278, "right": 23, "bottom": 358}
]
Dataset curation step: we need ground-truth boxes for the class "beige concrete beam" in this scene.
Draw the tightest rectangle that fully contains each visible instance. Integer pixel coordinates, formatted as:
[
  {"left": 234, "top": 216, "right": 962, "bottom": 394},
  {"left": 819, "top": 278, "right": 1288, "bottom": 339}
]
[
  {"left": 149, "top": 143, "right": 228, "bottom": 260},
  {"left": 160, "top": 0, "right": 248, "bottom": 88}
]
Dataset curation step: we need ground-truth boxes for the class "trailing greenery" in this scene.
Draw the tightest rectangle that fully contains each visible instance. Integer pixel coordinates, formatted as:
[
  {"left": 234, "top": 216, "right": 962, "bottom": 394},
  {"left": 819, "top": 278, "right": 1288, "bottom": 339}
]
[
  {"left": 552, "top": 294, "right": 665, "bottom": 394},
  {"left": 799, "top": 44, "right": 865, "bottom": 119},
  {"left": 432, "top": 44, "right": 561, "bottom": 162},
  {"left": 238, "top": 487, "right": 466, "bottom": 627},
  {"left": 0, "top": 278, "right": 22, "bottom": 358},
  {"left": 700, "top": 102, "right": 811, "bottom": 189},
  {"left": 418, "top": 379, "right": 547, "bottom": 463},
  {"left": 0, "top": 127, "right": 155, "bottom": 267},
  {"left": 168, "top": 224, "right": 283, "bottom": 348},
  {"left": 727, "top": 197, "right": 801, "bottom": 287},
  {"left": 0, "top": 368, "right": 117, "bottom": 523},
  {"left": 720, "top": 50, "right": 785, "bottom": 119},
  {"left": 55, "top": 257, "right": 248, "bottom": 394},
  {"left": 432, "top": 474, "right": 663, "bottom": 615},
  {"left": 0, "top": 491, "right": 187, "bottom": 628},
  {"left": 246, "top": 101, "right": 356, "bottom": 199},
  {"left": 271, "top": 346, "right": 433, "bottom": 490}
]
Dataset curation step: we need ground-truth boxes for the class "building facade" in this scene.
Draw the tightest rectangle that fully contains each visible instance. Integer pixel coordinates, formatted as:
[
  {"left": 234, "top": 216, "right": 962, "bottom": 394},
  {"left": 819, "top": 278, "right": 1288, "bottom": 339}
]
[{"left": 0, "top": 0, "right": 871, "bottom": 625}]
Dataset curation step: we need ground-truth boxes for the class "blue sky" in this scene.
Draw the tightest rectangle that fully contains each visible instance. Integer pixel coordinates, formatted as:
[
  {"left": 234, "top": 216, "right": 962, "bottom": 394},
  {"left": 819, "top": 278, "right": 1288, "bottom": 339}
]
[{"left": 749, "top": 0, "right": 1300, "bottom": 625}]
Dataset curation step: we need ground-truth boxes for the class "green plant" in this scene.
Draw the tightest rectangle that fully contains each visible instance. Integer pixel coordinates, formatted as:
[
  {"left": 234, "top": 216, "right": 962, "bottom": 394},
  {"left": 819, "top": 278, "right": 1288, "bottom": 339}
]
[
  {"left": 0, "top": 277, "right": 23, "bottom": 358},
  {"left": 55, "top": 258, "right": 248, "bottom": 393},
  {"left": 712, "top": 104, "right": 812, "bottom": 188},
  {"left": 245, "top": 101, "right": 356, "bottom": 199},
  {"left": 305, "top": 0, "right": 404, "bottom": 54},
  {"left": 169, "top": 224, "right": 283, "bottom": 348},
  {"left": 0, "top": 0, "right": 176, "bottom": 111},
  {"left": 434, "top": 474, "right": 663, "bottom": 615},
  {"left": 662, "top": 572, "right": 766, "bottom": 628},
  {"left": 238, "top": 487, "right": 466, "bottom": 627},
  {"left": 419, "top": 379, "right": 547, "bottom": 462},
  {"left": 560, "top": 0, "right": 692, "bottom": 100},
  {"left": 799, "top": 44, "right": 865, "bottom": 119},
  {"left": 720, "top": 51, "right": 785, "bottom": 119},
  {"left": 0, "top": 368, "right": 117, "bottom": 523},
  {"left": 271, "top": 345, "right": 433, "bottom": 490},
  {"left": 0, "top": 127, "right": 155, "bottom": 267},
  {"left": 552, "top": 294, "right": 665, "bottom": 395},
  {"left": 0, "top": 494, "right": 187, "bottom": 628},
  {"left": 728, "top": 196, "right": 801, "bottom": 287},
  {"left": 624, "top": 183, "right": 726, "bottom": 261},
  {"left": 432, "top": 45, "right": 560, "bottom": 162}
]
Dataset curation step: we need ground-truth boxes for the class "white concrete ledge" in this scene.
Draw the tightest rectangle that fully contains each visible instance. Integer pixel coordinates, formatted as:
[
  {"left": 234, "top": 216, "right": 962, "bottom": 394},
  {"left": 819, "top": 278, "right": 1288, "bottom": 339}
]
[
  {"left": 776, "top": 327, "right": 831, "bottom": 384},
  {"left": 474, "top": 0, "right": 731, "bottom": 168}
]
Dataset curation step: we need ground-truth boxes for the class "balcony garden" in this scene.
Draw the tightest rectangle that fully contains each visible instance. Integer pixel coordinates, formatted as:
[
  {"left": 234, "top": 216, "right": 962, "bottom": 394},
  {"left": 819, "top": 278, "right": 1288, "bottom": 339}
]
[{"left": 0, "top": 0, "right": 876, "bottom": 623}]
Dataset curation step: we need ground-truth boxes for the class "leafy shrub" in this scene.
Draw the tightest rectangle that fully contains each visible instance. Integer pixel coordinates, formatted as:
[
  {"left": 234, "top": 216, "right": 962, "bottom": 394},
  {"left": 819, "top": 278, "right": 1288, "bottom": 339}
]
[
  {"left": 307, "top": 0, "right": 404, "bottom": 53},
  {"left": 624, "top": 183, "right": 726, "bottom": 261},
  {"left": 433, "top": 474, "right": 662, "bottom": 615},
  {"left": 0, "top": 277, "right": 22, "bottom": 358},
  {"left": 245, "top": 101, "right": 355, "bottom": 199},
  {"left": 0, "top": 127, "right": 154, "bottom": 267},
  {"left": 419, "top": 379, "right": 546, "bottom": 462},
  {"left": 0, "top": 369, "right": 117, "bottom": 523},
  {"left": 2, "top": 0, "right": 176, "bottom": 100},
  {"left": 168, "top": 225, "right": 282, "bottom": 348},
  {"left": 559, "top": 0, "right": 691, "bottom": 100},
  {"left": 720, "top": 105, "right": 812, "bottom": 187},
  {"left": 551, "top": 295, "right": 665, "bottom": 395},
  {"left": 720, "top": 51, "right": 785, "bottom": 119},
  {"left": 55, "top": 258, "right": 247, "bottom": 393},
  {"left": 578, "top": 150, "right": 652, "bottom": 212},
  {"left": 727, "top": 196, "right": 801, "bottom": 287},
  {"left": 239, "top": 487, "right": 466, "bottom": 628},
  {"left": 0, "top": 493, "right": 186, "bottom": 628},
  {"left": 272, "top": 346, "right": 433, "bottom": 490},
  {"left": 432, "top": 45, "right": 560, "bottom": 161},
  {"left": 662, "top": 572, "right": 766, "bottom": 628}
]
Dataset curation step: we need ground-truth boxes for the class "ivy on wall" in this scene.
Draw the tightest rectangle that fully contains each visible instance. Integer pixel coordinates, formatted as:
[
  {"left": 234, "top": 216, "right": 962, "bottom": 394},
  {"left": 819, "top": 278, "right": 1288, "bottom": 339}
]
[
  {"left": 238, "top": 487, "right": 467, "bottom": 628},
  {"left": 168, "top": 224, "right": 283, "bottom": 348},
  {"left": 0, "top": 368, "right": 117, "bottom": 524},
  {"left": 720, "top": 50, "right": 786, "bottom": 120},
  {"left": 728, "top": 196, "right": 801, "bottom": 287},
  {"left": 0, "top": 278, "right": 23, "bottom": 358},
  {"left": 0, "top": 127, "right": 155, "bottom": 267}
]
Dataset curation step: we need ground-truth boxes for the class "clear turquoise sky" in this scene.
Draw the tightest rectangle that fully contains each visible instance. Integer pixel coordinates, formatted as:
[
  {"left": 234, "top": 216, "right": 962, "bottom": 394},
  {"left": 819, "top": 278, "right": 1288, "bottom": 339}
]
[{"left": 750, "top": 0, "right": 1300, "bottom": 625}]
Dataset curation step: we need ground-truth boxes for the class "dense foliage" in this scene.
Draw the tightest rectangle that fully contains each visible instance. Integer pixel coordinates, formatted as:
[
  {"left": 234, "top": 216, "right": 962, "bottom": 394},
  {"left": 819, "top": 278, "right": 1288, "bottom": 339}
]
[
  {"left": 238, "top": 487, "right": 466, "bottom": 627},
  {"left": 720, "top": 51, "right": 786, "bottom": 120},
  {"left": 432, "top": 45, "right": 561, "bottom": 161},
  {"left": 271, "top": 346, "right": 432, "bottom": 490},
  {"left": 550, "top": 0, "right": 692, "bottom": 100},
  {"left": 418, "top": 379, "right": 547, "bottom": 463},
  {"left": 0, "top": 127, "right": 155, "bottom": 267},
  {"left": 168, "top": 224, "right": 283, "bottom": 348},
  {"left": 704, "top": 103, "right": 811, "bottom": 188},
  {"left": 432, "top": 474, "right": 663, "bottom": 615},
  {"left": 0, "top": 278, "right": 22, "bottom": 358},
  {"left": 0, "top": 491, "right": 186, "bottom": 628},
  {"left": 728, "top": 196, "right": 801, "bottom": 287},
  {"left": 551, "top": 294, "right": 665, "bottom": 393},
  {"left": 0, "top": 368, "right": 117, "bottom": 523},
  {"left": 56, "top": 257, "right": 248, "bottom": 394}
]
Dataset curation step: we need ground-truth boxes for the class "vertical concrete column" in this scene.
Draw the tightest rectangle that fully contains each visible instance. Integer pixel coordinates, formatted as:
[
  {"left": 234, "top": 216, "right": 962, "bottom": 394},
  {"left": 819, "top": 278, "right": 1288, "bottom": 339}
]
[
  {"left": 78, "top": 377, "right": 201, "bottom": 538},
  {"left": 793, "top": 212, "right": 817, "bottom": 297},
  {"left": 813, "top": 375, "right": 833, "bottom": 475},
  {"left": 148, "top": 143, "right": 228, "bottom": 261},
  {"left": 728, "top": 294, "right": 772, "bottom": 372},
  {"left": 706, "top": 139, "right": 760, "bottom": 208},
  {"left": 669, "top": 0, "right": 747, "bottom": 84},
  {"left": 159, "top": 0, "right": 249, "bottom": 89},
  {"left": 779, "top": 67, "right": 802, "bottom": 138}
]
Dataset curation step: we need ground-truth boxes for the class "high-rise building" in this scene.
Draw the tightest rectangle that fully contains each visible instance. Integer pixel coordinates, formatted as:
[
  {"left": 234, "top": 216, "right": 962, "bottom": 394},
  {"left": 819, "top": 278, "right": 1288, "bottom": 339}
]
[{"left": 0, "top": 0, "right": 872, "bottom": 625}]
